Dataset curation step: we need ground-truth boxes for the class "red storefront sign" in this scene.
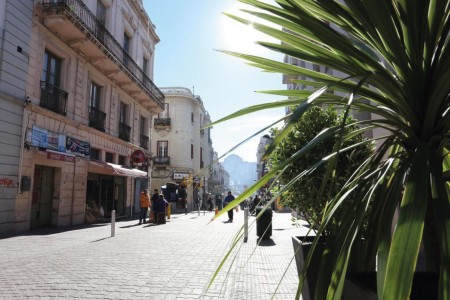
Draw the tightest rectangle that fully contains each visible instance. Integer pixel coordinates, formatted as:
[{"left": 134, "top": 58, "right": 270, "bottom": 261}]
[
  {"left": 47, "top": 150, "right": 75, "bottom": 163},
  {"left": 131, "top": 150, "right": 145, "bottom": 164}
]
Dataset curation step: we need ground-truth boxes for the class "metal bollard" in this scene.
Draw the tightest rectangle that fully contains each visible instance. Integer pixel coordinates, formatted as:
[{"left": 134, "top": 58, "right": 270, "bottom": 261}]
[
  {"left": 111, "top": 210, "right": 115, "bottom": 237},
  {"left": 244, "top": 207, "right": 249, "bottom": 243},
  {"left": 167, "top": 203, "right": 171, "bottom": 220}
]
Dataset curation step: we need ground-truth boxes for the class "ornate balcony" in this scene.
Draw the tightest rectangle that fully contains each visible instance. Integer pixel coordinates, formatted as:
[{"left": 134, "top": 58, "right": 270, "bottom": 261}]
[
  {"left": 40, "top": 0, "right": 165, "bottom": 112},
  {"left": 154, "top": 118, "right": 171, "bottom": 129},
  {"left": 153, "top": 156, "right": 170, "bottom": 166},
  {"left": 119, "top": 122, "right": 131, "bottom": 142},
  {"left": 140, "top": 134, "right": 149, "bottom": 150},
  {"left": 40, "top": 81, "right": 68, "bottom": 116},
  {"left": 88, "top": 106, "right": 106, "bottom": 132}
]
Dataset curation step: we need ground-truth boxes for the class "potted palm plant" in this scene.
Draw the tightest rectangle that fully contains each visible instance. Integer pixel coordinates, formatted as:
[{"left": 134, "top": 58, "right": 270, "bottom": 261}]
[
  {"left": 210, "top": 0, "right": 450, "bottom": 299},
  {"left": 267, "top": 105, "right": 373, "bottom": 299}
]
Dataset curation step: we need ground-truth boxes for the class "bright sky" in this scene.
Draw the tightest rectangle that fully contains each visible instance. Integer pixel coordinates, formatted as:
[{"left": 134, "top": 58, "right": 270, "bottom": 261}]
[{"left": 144, "top": 0, "right": 285, "bottom": 162}]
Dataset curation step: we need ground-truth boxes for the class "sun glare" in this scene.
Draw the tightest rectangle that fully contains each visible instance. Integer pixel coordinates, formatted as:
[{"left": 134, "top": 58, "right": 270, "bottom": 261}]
[{"left": 220, "top": 2, "right": 272, "bottom": 55}]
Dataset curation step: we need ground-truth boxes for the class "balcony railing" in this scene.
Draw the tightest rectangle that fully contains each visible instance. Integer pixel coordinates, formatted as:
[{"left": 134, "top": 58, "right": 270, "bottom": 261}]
[
  {"left": 41, "top": 0, "right": 164, "bottom": 109},
  {"left": 88, "top": 106, "right": 106, "bottom": 132},
  {"left": 153, "top": 156, "right": 170, "bottom": 165},
  {"left": 119, "top": 122, "right": 131, "bottom": 142},
  {"left": 140, "top": 134, "right": 149, "bottom": 150},
  {"left": 40, "top": 81, "right": 68, "bottom": 116},
  {"left": 154, "top": 118, "right": 171, "bottom": 128}
]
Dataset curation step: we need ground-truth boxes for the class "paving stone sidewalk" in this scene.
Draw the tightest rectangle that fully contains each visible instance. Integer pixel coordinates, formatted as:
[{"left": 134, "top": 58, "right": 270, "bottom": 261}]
[{"left": 0, "top": 209, "right": 309, "bottom": 299}]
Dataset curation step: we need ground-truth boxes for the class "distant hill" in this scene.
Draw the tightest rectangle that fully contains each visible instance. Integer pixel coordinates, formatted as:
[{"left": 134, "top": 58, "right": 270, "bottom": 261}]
[{"left": 222, "top": 154, "right": 257, "bottom": 194}]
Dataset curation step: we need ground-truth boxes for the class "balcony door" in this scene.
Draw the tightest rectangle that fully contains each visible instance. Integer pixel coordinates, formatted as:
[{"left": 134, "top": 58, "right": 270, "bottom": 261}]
[
  {"left": 157, "top": 141, "right": 168, "bottom": 157},
  {"left": 158, "top": 103, "right": 169, "bottom": 119},
  {"left": 42, "top": 50, "right": 61, "bottom": 87}
]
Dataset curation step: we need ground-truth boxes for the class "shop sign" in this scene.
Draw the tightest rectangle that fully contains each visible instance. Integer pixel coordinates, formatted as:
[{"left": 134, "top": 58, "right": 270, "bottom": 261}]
[
  {"left": 66, "top": 136, "right": 90, "bottom": 157},
  {"left": 30, "top": 125, "right": 66, "bottom": 152},
  {"left": 47, "top": 150, "right": 75, "bottom": 163},
  {"left": 131, "top": 150, "right": 145, "bottom": 164},
  {"left": 173, "top": 173, "right": 189, "bottom": 180}
]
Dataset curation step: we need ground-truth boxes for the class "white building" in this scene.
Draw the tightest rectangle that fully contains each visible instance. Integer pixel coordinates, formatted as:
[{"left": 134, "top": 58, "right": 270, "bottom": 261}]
[
  {"left": 1, "top": 0, "right": 164, "bottom": 234},
  {"left": 151, "top": 87, "right": 214, "bottom": 212}
]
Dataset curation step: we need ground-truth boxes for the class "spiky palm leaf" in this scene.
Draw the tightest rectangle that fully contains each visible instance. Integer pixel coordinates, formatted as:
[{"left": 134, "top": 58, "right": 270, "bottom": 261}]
[{"left": 210, "top": 0, "right": 450, "bottom": 298}]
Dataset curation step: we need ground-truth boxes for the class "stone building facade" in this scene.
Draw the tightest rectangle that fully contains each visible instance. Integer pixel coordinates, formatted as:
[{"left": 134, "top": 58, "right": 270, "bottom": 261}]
[
  {"left": 1, "top": 0, "right": 164, "bottom": 234},
  {"left": 150, "top": 87, "right": 214, "bottom": 213}
]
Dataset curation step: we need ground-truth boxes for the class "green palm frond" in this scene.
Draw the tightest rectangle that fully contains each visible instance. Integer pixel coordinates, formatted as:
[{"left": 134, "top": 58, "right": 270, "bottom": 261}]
[{"left": 212, "top": 0, "right": 450, "bottom": 298}]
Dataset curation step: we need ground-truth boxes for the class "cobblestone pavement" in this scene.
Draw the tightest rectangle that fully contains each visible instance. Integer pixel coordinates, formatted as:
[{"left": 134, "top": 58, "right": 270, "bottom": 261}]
[{"left": 0, "top": 209, "right": 309, "bottom": 299}]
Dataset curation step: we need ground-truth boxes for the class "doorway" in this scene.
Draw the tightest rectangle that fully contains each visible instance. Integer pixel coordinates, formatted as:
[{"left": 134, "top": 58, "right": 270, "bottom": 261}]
[{"left": 31, "top": 165, "right": 55, "bottom": 228}]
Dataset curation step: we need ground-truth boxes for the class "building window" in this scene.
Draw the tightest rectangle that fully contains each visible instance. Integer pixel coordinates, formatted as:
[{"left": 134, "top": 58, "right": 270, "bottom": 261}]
[
  {"left": 158, "top": 103, "right": 169, "bottom": 118},
  {"left": 191, "top": 144, "right": 194, "bottom": 159},
  {"left": 88, "top": 82, "right": 106, "bottom": 131},
  {"left": 89, "top": 82, "right": 101, "bottom": 109},
  {"left": 119, "top": 102, "right": 131, "bottom": 142},
  {"left": 191, "top": 112, "right": 194, "bottom": 123},
  {"left": 140, "top": 116, "right": 146, "bottom": 135},
  {"left": 105, "top": 152, "right": 113, "bottom": 163},
  {"left": 118, "top": 155, "right": 126, "bottom": 166},
  {"left": 90, "top": 148, "right": 100, "bottom": 160},
  {"left": 40, "top": 50, "right": 67, "bottom": 115},
  {"left": 143, "top": 57, "right": 148, "bottom": 75},
  {"left": 140, "top": 116, "right": 149, "bottom": 150},
  {"left": 119, "top": 102, "right": 128, "bottom": 124},
  {"left": 123, "top": 33, "right": 130, "bottom": 53},
  {"left": 42, "top": 50, "right": 61, "bottom": 87},
  {"left": 123, "top": 33, "right": 131, "bottom": 66},
  {"left": 157, "top": 141, "right": 168, "bottom": 157},
  {"left": 96, "top": 1, "right": 107, "bottom": 26}
]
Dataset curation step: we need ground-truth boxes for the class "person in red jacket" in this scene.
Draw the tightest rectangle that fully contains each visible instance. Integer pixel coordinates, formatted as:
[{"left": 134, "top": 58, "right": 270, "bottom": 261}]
[{"left": 139, "top": 189, "right": 150, "bottom": 224}]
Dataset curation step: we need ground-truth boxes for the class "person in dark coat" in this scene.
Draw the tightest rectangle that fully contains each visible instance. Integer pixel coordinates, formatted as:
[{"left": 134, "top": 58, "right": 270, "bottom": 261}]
[
  {"left": 223, "top": 191, "right": 235, "bottom": 223},
  {"left": 154, "top": 194, "right": 169, "bottom": 224}
]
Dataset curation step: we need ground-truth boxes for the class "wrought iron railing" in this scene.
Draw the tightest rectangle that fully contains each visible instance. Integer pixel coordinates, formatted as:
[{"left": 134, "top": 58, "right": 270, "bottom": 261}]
[
  {"left": 119, "top": 122, "right": 131, "bottom": 142},
  {"left": 41, "top": 0, "right": 164, "bottom": 109},
  {"left": 154, "top": 118, "right": 171, "bottom": 127},
  {"left": 88, "top": 106, "right": 106, "bottom": 132},
  {"left": 140, "top": 134, "right": 149, "bottom": 150},
  {"left": 153, "top": 156, "right": 170, "bottom": 165},
  {"left": 40, "top": 81, "right": 68, "bottom": 116}
]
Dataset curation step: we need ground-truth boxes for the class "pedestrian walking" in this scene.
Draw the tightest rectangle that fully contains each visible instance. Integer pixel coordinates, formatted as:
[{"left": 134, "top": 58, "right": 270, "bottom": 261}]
[
  {"left": 139, "top": 189, "right": 150, "bottom": 224},
  {"left": 223, "top": 191, "right": 235, "bottom": 223}
]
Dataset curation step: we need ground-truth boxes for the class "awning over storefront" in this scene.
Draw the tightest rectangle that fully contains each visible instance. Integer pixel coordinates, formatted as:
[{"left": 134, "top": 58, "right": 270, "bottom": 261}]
[
  {"left": 88, "top": 161, "right": 147, "bottom": 178},
  {"left": 107, "top": 163, "right": 147, "bottom": 178}
]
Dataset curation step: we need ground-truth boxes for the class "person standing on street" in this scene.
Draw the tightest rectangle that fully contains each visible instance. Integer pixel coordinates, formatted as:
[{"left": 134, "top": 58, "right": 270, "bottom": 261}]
[
  {"left": 151, "top": 189, "right": 159, "bottom": 222},
  {"left": 139, "top": 189, "right": 150, "bottom": 224},
  {"left": 154, "top": 194, "right": 169, "bottom": 224},
  {"left": 223, "top": 191, "right": 235, "bottom": 223}
]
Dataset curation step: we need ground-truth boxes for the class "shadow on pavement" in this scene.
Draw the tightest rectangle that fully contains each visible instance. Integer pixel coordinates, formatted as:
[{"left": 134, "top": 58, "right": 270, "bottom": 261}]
[
  {"left": 120, "top": 223, "right": 143, "bottom": 228},
  {"left": 90, "top": 237, "right": 112, "bottom": 243},
  {"left": 257, "top": 238, "right": 276, "bottom": 246},
  {"left": 0, "top": 223, "right": 109, "bottom": 240}
]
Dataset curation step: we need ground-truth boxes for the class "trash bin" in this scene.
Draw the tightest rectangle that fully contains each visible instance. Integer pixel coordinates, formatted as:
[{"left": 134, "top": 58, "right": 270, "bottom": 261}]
[{"left": 256, "top": 206, "right": 272, "bottom": 239}]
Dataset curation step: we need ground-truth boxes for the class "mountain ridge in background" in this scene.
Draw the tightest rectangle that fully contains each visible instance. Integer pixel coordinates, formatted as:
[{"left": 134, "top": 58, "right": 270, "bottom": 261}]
[{"left": 222, "top": 154, "right": 257, "bottom": 194}]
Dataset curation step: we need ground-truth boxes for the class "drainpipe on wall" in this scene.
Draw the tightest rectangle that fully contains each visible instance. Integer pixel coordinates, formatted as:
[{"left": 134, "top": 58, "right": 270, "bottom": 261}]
[
  {"left": 17, "top": 105, "right": 29, "bottom": 195},
  {"left": 71, "top": 157, "right": 76, "bottom": 226}
]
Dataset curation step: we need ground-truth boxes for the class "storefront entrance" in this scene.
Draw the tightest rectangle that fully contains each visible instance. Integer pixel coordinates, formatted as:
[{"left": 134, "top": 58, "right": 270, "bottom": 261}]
[
  {"left": 85, "top": 173, "right": 126, "bottom": 222},
  {"left": 31, "top": 165, "right": 55, "bottom": 228}
]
